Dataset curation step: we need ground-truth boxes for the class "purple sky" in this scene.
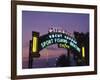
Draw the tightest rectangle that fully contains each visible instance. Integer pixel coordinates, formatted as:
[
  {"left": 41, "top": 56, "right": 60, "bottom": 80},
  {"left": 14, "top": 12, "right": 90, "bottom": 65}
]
[{"left": 22, "top": 11, "right": 89, "bottom": 68}]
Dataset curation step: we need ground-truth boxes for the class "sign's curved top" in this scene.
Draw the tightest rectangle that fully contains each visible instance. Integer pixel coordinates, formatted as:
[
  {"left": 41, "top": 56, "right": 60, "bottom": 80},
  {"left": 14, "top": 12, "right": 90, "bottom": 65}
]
[{"left": 39, "top": 32, "right": 80, "bottom": 52}]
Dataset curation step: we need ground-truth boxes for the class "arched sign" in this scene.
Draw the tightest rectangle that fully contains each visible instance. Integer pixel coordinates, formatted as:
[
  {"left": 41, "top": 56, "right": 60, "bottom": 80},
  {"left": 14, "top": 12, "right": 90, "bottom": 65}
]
[{"left": 32, "top": 31, "right": 80, "bottom": 53}]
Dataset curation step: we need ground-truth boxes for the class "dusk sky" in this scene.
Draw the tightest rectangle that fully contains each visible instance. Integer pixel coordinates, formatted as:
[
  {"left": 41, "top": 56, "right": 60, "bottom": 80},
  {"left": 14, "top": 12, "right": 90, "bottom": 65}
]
[{"left": 22, "top": 11, "right": 89, "bottom": 68}]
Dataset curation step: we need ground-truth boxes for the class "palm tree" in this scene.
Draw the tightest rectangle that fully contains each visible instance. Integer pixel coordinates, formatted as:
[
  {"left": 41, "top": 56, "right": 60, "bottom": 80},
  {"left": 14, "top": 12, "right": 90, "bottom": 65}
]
[
  {"left": 74, "top": 32, "right": 89, "bottom": 65},
  {"left": 56, "top": 54, "right": 70, "bottom": 67}
]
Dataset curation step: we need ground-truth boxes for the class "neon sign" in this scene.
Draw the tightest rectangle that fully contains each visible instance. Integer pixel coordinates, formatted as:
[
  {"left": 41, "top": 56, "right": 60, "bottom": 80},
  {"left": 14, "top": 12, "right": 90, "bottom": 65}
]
[
  {"left": 31, "top": 31, "right": 87, "bottom": 60},
  {"left": 39, "top": 32, "right": 80, "bottom": 52}
]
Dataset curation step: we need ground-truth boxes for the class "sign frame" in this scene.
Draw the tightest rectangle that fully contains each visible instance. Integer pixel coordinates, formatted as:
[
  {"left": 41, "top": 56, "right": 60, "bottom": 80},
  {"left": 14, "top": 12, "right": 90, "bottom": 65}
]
[{"left": 11, "top": 0, "right": 97, "bottom": 79}]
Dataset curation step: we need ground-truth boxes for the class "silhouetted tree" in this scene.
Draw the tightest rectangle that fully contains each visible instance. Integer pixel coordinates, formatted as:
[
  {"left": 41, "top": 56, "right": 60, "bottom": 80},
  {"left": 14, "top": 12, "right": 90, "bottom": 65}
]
[
  {"left": 56, "top": 54, "right": 70, "bottom": 67},
  {"left": 74, "top": 32, "right": 89, "bottom": 66}
]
